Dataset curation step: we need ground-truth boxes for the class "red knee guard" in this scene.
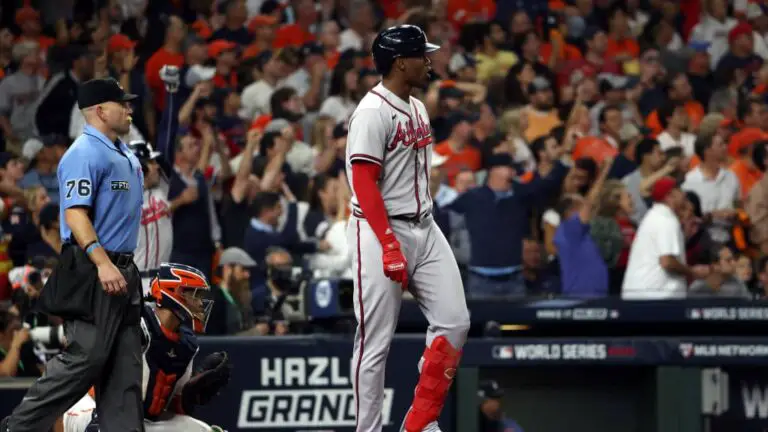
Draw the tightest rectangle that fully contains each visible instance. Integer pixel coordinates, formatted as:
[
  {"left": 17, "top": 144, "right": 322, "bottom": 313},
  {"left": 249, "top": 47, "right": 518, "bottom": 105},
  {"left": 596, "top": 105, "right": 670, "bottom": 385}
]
[{"left": 404, "top": 336, "right": 461, "bottom": 432}]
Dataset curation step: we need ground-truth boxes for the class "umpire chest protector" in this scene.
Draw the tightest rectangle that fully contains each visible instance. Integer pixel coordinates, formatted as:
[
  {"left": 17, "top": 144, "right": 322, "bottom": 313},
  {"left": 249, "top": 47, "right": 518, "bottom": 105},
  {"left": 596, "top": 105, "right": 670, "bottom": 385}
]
[{"left": 139, "top": 304, "right": 199, "bottom": 420}]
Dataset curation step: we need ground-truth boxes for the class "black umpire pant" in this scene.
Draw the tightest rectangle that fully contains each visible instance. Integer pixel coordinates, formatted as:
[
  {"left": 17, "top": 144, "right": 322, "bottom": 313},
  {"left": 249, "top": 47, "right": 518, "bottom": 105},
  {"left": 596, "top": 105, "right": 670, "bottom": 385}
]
[{"left": 8, "top": 246, "right": 144, "bottom": 432}]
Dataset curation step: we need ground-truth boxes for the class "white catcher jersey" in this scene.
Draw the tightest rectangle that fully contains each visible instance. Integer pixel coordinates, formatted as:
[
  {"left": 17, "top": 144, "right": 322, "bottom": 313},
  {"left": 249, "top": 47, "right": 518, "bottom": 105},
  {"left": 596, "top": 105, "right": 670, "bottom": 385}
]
[
  {"left": 134, "top": 179, "right": 172, "bottom": 272},
  {"left": 346, "top": 82, "right": 433, "bottom": 217}
]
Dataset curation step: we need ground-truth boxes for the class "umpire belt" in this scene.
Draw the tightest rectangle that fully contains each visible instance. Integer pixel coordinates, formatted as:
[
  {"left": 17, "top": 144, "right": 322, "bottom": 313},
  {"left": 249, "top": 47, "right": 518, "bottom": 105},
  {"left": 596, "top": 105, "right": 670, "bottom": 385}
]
[{"left": 105, "top": 251, "right": 134, "bottom": 268}]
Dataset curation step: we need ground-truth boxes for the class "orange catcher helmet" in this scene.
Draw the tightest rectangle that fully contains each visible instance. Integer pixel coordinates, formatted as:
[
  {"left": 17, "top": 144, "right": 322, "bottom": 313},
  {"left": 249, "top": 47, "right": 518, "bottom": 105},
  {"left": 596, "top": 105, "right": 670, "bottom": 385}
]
[{"left": 150, "top": 262, "right": 213, "bottom": 333}]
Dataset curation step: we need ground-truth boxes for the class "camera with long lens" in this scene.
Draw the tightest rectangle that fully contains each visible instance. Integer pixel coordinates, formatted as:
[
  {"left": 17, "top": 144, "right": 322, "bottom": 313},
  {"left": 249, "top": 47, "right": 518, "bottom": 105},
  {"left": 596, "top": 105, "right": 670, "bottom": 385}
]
[
  {"left": 26, "top": 323, "right": 66, "bottom": 349},
  {"left": 267, "top": 265, "right": 310, "bottom": 296},
  {"left": 10, "top": 263, "right": 65, "bottom": 356},
  {"left": 265, "top": 266, "right": 313, "bottom": 323}
]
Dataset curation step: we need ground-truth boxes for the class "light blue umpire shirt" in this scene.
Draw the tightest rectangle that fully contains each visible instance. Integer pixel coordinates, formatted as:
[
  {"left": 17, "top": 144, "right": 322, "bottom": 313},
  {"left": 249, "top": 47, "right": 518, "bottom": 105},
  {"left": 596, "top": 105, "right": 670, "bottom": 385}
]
[{"left": 58, "top": 124, "right": 144, "bottom": 253}]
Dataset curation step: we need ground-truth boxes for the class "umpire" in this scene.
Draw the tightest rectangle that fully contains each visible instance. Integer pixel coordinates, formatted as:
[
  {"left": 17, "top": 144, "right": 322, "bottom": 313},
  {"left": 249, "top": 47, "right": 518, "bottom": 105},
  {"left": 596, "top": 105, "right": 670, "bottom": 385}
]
[{"left": 2, "top": 77, "right": 145, "bottom": 432}]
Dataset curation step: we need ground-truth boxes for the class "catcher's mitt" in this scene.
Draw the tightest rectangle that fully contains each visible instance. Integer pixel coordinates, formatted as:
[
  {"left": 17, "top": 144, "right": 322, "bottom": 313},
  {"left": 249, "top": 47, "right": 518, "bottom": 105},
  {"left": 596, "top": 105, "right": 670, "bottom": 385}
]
[{"left": 182, "top": 352, "right": 232, "bottom": 413}]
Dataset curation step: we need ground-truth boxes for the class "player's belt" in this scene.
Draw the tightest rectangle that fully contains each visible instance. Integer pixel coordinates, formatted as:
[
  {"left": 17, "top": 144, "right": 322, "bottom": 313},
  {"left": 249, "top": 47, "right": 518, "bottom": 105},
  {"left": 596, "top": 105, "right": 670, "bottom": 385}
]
[{"left": 353, "top": 209, "right": 431, "bottom": 224}]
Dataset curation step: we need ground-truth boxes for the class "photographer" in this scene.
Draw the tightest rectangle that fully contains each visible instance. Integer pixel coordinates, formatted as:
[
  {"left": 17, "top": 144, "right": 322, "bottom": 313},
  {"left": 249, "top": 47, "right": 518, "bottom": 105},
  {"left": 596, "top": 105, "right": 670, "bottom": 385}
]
[
  {"left": 0, "top": 303, "right": 43, "bottom": 377},
  {"left": 254, "top": 246, "right": 302, "bottom": 336}
]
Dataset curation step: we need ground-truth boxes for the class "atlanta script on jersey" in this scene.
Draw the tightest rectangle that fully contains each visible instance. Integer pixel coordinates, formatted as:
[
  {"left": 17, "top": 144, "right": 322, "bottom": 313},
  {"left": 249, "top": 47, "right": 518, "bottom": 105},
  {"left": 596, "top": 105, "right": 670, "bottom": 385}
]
[
  {"left": 134, "top": 179, "right": 173, "bottom": 274},
  {"left": 345, "top": 82, "right": 433, "bottom": 218}
]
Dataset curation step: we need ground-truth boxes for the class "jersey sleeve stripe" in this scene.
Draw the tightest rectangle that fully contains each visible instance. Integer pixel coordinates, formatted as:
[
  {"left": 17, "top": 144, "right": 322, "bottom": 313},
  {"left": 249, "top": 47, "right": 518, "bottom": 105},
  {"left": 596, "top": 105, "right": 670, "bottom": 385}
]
[{"left": 350, "top": 153, "right": 383, "bottom": 165}]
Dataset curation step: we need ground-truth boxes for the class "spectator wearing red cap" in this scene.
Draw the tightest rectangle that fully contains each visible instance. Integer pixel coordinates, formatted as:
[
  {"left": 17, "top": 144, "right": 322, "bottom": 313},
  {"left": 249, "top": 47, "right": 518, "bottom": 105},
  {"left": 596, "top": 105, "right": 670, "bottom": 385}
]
[
  {"left": 715, "top": 21, "right": 764, "bottom": 79},
  {"left": 14, "top": 7, "right": 55, "bottom": 54},
  {"left": 682, "top": 134, "right": 740, "bottom": 244},
  {"left": 243, "top": 15, "right": 279, "bottom": 59},
  {"left": 211, "top": 0, "right": 253, "bottom": 46},
  {"left": 106, "top": 34, "right": 152, "bottom": 141},
  {"left": 622, "top": 176, "right": 709, "bottom": 299},
  {"left": 209, "top": 40, "right": 239, "bottom": 90}
]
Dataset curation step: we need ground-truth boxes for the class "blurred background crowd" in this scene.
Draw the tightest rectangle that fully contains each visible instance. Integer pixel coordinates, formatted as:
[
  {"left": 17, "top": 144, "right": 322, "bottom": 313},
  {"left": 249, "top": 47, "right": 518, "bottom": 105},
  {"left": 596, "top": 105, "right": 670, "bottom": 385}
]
[{"left": 0, "top": 0, "right": 767, "bottom": 378}]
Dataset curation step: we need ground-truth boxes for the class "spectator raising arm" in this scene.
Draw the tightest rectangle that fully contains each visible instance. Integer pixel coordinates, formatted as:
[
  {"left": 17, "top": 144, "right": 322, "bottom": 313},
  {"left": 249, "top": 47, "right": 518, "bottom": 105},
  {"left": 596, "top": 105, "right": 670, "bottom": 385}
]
[
  {"left": 579, "top": 157, "right": 614, "bottom": 223},
  {"left": 156, "top": 66, "right": 181, "bottom": 168},
  {"left": 260, "top": 139, "right": 289, "bottom": 192},
  {"left": 303, "top": 60, "right": 327, "bottom": 111},
  {"left": 197, "top": 123, "right": 215, "bottom": 173},
  {"left": 177, "top": 83, "right": 205, "bottom": 127},
  {"left": 231, "top": 129, "right": 261, "bottom": 203}
]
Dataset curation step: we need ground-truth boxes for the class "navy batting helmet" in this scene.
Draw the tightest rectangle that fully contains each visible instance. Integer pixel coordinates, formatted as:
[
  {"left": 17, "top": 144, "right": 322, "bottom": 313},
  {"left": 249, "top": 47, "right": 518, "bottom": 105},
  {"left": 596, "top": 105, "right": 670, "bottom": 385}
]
[
  {"left": 371, "top": 25, "right": 440, "bottom": 75},
  {"left": 128, "top": 140, "right": 161, "bottom": 174}
]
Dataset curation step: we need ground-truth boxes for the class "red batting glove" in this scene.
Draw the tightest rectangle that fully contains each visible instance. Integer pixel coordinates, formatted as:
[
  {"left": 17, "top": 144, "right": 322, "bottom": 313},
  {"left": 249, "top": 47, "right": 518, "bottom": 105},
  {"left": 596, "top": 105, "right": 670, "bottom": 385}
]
[{"left": 382, "top": 235, "right": 408, "bottom": 290}]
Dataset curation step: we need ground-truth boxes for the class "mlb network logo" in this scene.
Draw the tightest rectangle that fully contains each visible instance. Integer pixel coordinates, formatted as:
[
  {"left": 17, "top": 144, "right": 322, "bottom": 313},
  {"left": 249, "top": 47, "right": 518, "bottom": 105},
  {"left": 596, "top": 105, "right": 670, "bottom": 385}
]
[
  {"left": 492, "top": 346, "right": 514, "bottom": 359},
  {"left": 679, "top": 343, "right": 694, "bottom": 358}
]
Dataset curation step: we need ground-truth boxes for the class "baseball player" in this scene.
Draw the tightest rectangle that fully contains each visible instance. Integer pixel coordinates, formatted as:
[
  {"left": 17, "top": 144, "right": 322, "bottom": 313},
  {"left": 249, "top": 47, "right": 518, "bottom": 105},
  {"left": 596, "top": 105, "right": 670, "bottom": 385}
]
[
  {"left": 130, "top": 141, "right": 174, "bottom": 295},
  {"left": 345, "top": 25, "right": 470, "bottom": 432},
  {"left": 61, "top": 262, "right": 230, "bottom": 432}
]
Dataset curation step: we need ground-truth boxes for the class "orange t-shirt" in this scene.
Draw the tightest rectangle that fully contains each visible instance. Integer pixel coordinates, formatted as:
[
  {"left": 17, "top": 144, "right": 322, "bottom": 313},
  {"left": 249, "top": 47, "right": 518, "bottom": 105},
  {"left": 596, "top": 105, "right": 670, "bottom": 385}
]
[
  {"left": 605, "top": 37, "right": 640, "bottom": 59},
  {"left": 540, "top": 42, "right": 582, "bottom": 64},
  {"left": 572, "top": 136, "right": 619, "bottom": 164},
  {"left": 326, "top": 51, "right": 341, "bottom": 69},
  {"left": 213, "top": 72, "right": 238, "bottom": 89},
  {"left": 523, "top": 108, "right": 562, "bottom": 142},
  {"left": 273, "top": 24, "right": 315, "bottom": 48},
  {"left": 145, "top": 48, "right": 185, "bottom": 111},
  {"left": 434, "top": 141, "right": 482, "bottom": 186},
  {"left": 730, "top": 159, "right": 764, "bottom": 199},
  {"left": 728, "top": 127, "right": 768, "bottom": 158},
  {"left": 646, "top": 101, "right": 705, "bottom": 136}
]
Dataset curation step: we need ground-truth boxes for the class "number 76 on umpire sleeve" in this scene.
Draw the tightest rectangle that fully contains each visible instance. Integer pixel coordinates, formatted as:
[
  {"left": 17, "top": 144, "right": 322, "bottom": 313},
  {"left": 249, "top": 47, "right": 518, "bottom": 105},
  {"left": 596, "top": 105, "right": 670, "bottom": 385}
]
[{"left": 65, "top": 179, "right": 92, "bottom": 199}]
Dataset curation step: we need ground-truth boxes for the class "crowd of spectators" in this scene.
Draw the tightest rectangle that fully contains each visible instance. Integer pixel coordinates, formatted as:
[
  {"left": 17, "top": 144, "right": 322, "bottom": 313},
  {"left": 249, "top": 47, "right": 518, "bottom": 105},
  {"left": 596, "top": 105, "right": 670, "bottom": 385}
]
[{"left": 0, "top": 0, "right": 766, "bottom": 357}]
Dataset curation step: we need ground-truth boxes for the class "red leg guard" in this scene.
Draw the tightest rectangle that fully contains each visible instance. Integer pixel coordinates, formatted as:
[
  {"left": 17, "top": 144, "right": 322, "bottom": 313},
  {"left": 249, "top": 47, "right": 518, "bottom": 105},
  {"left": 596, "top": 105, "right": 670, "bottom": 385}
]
[{"left": 404, "top": 336, "right": 461, "bottom": 432}]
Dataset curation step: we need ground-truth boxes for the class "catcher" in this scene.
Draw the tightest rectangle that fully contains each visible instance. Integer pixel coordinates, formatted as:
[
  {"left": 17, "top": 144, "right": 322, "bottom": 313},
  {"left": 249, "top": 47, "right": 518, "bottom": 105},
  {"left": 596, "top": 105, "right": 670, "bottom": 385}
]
[{"left": 61, "top": 262, "right": 231, "bottom": 432}]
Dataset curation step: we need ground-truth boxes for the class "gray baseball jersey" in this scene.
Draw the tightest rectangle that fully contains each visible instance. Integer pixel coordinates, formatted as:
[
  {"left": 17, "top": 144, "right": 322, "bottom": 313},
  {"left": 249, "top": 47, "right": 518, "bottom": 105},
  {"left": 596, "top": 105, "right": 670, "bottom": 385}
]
[
  {"left": 134, "top": 179, "right": 172, "bottom": 295},
  {"left": 346, "top": 82, "right": 433, "bottom": 218},
  {"left": 345, "top": 83, "right": 470, "bottom": 432}
]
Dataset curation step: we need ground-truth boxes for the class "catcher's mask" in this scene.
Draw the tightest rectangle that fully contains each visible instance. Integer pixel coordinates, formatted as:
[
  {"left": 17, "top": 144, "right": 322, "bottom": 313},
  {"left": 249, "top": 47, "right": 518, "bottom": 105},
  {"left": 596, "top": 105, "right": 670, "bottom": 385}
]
[{"left": 150, "top": 263, "right": 213, "bottom": 333}]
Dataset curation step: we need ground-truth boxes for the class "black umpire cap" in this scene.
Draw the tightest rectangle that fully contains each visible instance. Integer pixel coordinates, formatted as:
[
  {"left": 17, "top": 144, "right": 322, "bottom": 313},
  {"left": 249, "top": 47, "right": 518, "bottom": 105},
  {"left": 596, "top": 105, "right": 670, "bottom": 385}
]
[{"left": 77, "top": 77, "right": 138, "bottom": 109}]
